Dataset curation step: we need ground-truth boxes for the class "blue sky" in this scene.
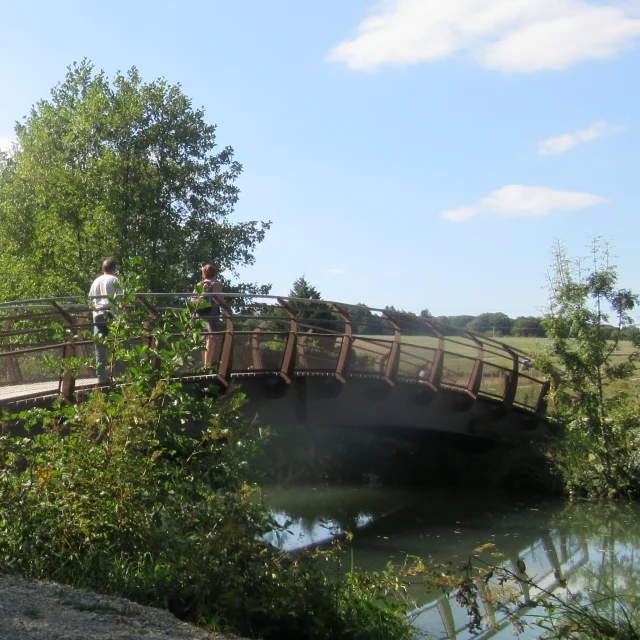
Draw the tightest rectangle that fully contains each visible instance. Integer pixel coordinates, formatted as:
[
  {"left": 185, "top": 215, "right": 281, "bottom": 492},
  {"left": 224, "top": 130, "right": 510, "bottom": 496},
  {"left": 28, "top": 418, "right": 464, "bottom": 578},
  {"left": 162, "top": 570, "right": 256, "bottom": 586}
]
[{"left": 1, "top": 0, "right": 639, "bottom": 317}]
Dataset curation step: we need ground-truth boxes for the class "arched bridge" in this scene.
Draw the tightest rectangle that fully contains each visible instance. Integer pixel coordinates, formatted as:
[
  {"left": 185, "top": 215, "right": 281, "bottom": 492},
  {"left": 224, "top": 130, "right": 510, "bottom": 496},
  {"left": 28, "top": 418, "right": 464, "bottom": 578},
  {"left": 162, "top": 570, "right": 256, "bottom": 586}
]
[{"left": 0, "top": 294, "right": 551, "bottom": 439}]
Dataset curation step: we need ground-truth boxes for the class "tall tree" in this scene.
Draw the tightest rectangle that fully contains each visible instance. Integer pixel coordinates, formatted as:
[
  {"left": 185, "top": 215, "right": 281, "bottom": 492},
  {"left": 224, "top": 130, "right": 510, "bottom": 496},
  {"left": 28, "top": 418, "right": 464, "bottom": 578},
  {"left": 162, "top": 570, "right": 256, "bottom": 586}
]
[
  {"left": 538, "top": 239, "right": 640, "bottom": 498},
  {"left": 289, "top": 275, "right": 321, "bottom": 301},
  {"left": 287, "top": 275, "right": 335, "bottom": 331},
  {"left": 0, "top": 59, "right": 270, "bottom": 299}
]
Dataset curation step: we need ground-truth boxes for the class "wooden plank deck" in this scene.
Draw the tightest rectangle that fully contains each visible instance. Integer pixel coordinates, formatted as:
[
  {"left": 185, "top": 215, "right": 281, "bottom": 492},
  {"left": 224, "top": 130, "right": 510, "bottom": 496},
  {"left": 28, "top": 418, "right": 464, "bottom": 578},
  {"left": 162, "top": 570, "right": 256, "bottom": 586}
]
[{"left": 0, "top": 377, "right": 99, "bottom": 405}]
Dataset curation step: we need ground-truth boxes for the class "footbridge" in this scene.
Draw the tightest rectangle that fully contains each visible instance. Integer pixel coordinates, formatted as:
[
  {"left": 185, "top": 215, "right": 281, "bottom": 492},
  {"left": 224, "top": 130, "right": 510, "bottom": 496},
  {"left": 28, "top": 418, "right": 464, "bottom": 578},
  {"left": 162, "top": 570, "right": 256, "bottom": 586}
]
[{"left": 0, "top": 294, "right": 551, "bottom": 439}]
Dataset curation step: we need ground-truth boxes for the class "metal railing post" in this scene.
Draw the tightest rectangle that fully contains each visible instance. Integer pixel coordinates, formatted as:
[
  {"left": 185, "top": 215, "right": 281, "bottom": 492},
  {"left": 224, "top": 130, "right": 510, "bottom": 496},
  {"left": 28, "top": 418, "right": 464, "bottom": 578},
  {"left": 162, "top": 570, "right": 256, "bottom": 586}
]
[
  {"left": 75, "top": 315, "right": 93, "bottom": 378},
  {"left": 422, "top": 319, "right": 444, "bottom": 390},
  {"left": 213, "top": 295, "right": 234, "bottom": 387},
  {"left": 535, "top": 380, "right": 550, "bottom": 413},
  {"left": 276, "top": 298, "right": 298, "bottom": 383},
  {"left": 137, "top": 296, "right": 159, "bottom": 368},
  {"left": 296, "top": 329, "right": 313, "bottom": 370},
  {"left": 331, "top": 303, "right": 352, "bottom": 383},
  {"left": 381, "top": 311, "right": 401, "bottom": 386},
  {"left": 251, "top": 320, "right": 268, "bottom": 372},
  {"left": 51, "top": 302, "right": 76, "bottom": 402},
  {"left": 502, "top": 346, "right": 519, "bottom": 407},
  {"left": 3, "top": 310, "right": 23, "bottom": 384},
  {"left": 465, "top": 332, "right": 484, "bottom": 398}
]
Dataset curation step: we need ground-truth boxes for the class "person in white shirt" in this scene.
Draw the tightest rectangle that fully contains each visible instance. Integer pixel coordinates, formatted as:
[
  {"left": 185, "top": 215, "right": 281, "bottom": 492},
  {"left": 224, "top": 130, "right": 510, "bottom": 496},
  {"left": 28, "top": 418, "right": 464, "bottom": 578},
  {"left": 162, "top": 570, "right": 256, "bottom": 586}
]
[{"left": 88, "top": 257, "right": 121, "bottom": 383}]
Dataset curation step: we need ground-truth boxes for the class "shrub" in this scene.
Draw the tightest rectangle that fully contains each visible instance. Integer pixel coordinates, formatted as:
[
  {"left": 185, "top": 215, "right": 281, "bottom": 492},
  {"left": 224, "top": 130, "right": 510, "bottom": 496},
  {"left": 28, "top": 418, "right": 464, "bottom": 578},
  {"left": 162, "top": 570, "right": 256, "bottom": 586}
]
[
  {"left": 0, "top": 280, "right": 415, "bottom": 640},
  {"left": 536, "top": 239, "right": 640, "bottom": 499}
]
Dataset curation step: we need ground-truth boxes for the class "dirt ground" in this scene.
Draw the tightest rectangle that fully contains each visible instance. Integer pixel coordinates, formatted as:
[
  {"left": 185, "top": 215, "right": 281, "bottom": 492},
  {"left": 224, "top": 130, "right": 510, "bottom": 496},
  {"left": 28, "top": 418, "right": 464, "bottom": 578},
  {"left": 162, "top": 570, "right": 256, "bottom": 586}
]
[{"left": 0, "top": 573, "right": 250, "bottom": 640}]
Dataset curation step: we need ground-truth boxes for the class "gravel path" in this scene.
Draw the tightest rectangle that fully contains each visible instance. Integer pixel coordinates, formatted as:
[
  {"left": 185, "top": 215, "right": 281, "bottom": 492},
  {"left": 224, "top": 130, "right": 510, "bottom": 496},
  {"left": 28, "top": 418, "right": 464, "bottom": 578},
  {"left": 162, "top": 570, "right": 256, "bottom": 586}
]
[{"left": 0, "top": 574, "right": 250, "bottom": 640}]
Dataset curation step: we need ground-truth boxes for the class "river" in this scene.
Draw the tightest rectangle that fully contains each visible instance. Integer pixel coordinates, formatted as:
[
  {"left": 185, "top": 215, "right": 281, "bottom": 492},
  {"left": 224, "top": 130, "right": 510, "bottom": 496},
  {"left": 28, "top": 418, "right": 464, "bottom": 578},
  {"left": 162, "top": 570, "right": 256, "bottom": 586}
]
[{"left": 263, "top": 485, "right": 640, "bottom": 639}]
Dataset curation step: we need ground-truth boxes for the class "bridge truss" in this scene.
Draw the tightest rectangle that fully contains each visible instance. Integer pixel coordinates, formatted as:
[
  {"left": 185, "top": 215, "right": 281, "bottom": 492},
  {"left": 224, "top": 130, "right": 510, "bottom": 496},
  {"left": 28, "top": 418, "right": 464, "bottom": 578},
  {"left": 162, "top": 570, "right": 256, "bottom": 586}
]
[{"left": 0, "top": 294, "right": 549, "bottom": 412}]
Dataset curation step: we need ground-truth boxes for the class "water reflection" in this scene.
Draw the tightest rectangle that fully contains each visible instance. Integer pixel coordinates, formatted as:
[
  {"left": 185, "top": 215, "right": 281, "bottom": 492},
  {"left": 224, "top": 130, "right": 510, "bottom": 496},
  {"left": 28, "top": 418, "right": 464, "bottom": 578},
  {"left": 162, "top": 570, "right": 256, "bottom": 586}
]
[
  {"left": 263, "top": 485, "right": 408, "bottom": 552},
  {"left": 264, "top": 487, "right": 640, "bottom": 639},
  {"left": 264, "top": 511, "right": 374, "bottom": 552},
  {"left": 411, "top": 531, "right": 589, "bottom": 639}
]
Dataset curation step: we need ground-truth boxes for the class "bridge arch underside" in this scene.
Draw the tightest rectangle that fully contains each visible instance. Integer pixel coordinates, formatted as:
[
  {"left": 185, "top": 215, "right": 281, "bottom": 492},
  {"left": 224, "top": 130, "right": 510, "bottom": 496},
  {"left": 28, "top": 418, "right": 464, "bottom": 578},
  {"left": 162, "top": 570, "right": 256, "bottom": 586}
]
[{"left": 206, "top": 375, "right": 550, "bottom": 441}]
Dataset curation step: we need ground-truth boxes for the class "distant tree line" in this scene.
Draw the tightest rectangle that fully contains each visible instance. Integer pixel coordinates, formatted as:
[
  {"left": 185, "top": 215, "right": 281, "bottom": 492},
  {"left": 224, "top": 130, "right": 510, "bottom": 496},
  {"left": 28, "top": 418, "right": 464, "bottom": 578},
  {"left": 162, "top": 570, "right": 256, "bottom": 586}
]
[
  {"left": 245, "top": 274, "right": 640, "bottom": 343},
  {"left": 349, "top": 306, "right": 640, "bottom": 341},
  {"left": 424, "top": 310, "right": 638, "bottom": 341}
]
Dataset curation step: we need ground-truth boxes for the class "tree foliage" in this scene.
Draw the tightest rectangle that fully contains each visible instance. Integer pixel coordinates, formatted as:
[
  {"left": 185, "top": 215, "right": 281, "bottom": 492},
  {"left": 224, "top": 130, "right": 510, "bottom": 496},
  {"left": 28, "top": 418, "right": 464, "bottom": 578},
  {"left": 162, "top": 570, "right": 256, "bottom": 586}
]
[
  {"left": 0, "top": 59, "right": 270, "bottom": 299},
  {"left": 537, "top": 239, "right": 640, "bottom": 498},
  {"left": 289, "top": 275, "right": 322, "bottom": 301},
  {"left": 351, "top": 305, "right": 390, "bottom": 336},
  {"left": 511, "top": 316, "right": 544, "bottom": 337},
  {"left": 287, "top": 275, "right": 335, "bottom": 331},
  {"left": 434, "top": 314, "right": 476, "bottom": 330},
  {"left": 466, "top": 312, "right": 513, "bottom": 337}
]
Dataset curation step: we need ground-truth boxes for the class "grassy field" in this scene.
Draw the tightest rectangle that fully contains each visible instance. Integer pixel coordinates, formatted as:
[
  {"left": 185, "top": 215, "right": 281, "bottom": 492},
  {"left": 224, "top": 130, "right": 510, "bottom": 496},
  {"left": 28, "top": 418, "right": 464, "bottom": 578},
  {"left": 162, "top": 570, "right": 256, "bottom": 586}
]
[
  {"left": 394, "top": 334, "right": 639, "bottom": 379},
  {"left": 352, "top": 333, "right": 639, "bottom": 389},
  {"left": 364, "top": 333, "right": 639, "bottom": 363}
]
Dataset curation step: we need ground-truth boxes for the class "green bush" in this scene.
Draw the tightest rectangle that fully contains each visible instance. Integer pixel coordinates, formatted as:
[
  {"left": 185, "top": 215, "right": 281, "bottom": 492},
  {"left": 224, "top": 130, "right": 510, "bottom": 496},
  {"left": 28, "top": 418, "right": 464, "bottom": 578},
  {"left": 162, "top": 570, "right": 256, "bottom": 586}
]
[
  {"left": 0, "top": 281, "right": 415, "bottom": 640},
  {"left": 536, "top": 240, "right": 640, "bottom": 499}
]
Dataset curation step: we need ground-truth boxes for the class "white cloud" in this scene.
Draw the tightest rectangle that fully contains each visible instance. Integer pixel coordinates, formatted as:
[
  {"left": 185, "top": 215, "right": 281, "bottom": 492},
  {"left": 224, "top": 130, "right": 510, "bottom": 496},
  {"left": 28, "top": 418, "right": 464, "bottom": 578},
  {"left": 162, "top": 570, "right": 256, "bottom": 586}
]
[
  {"left": 439, "top": 205, "right": 479, "bottom": 223},
  {"left": 537, "top": 121, "right": 626, "bottom": 155},
  {"left": 328, "top": 0, "right": 640, "bottom": 73},
  {"left": 326, "top": 268, "right": 347, "bottom": 275},
  {"left": 440, "top": 185, "right": 606, "bottom": 222}
]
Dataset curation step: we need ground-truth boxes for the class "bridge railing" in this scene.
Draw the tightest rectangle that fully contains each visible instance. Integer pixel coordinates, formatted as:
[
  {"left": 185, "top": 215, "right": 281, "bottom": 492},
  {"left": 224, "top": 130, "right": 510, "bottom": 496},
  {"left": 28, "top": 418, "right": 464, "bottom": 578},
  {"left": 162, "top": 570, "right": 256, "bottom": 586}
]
[{"left": 0, "top": 294, "right": 549, "bottom": 411}]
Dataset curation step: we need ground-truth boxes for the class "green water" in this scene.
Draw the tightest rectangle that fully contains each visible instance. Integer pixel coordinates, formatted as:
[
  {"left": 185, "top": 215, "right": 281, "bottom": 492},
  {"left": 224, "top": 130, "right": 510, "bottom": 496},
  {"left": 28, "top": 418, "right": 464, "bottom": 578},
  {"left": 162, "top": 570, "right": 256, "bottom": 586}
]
[{"left": 264, "top": 486, "right": 640, "bottom": 639}]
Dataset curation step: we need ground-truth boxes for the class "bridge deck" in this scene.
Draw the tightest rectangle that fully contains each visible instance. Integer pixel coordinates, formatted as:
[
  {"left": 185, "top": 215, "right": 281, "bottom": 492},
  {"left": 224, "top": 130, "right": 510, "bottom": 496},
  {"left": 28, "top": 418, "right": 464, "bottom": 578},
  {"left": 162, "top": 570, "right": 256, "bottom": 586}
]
[
  {"left": 0, "top": 372, "right": 420, "bottom": 405},
  {"left": 0, "top": 378, "right": 100, "bottom": 405}
]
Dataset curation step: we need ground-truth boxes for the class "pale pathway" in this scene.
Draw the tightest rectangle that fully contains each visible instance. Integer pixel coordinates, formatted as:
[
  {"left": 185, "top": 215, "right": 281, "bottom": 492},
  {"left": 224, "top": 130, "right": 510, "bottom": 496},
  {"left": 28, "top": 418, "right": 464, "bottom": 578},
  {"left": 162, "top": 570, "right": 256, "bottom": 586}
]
[{"left": 0, "top": 574, "right": 249, "bottom": 640}]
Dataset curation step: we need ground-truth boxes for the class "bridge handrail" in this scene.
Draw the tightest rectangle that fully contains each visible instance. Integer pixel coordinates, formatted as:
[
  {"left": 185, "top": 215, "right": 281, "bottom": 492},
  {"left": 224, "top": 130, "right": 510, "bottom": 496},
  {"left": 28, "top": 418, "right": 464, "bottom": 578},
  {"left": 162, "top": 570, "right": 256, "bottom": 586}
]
[
  {"left": 0, "top": 294, "right": 549, "bottom": 412},
  {"left": 0, "top": 293, "right": 536, "bottom": 353}
]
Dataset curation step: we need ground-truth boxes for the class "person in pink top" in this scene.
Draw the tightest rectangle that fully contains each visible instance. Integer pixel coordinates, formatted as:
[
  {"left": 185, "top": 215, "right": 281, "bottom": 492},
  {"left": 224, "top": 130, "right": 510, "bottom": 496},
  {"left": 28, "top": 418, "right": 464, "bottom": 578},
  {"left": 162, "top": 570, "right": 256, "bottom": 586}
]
[{"left": 88, "top": 257, "right": 121, "bottom": 383}]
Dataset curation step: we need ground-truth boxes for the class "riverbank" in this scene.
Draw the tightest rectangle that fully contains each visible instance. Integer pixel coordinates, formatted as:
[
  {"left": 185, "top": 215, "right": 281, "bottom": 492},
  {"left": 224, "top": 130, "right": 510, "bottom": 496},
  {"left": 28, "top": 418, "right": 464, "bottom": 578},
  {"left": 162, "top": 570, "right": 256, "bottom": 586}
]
[{"left": 0, "top": 574, "right": 249, "bottom": 640}]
